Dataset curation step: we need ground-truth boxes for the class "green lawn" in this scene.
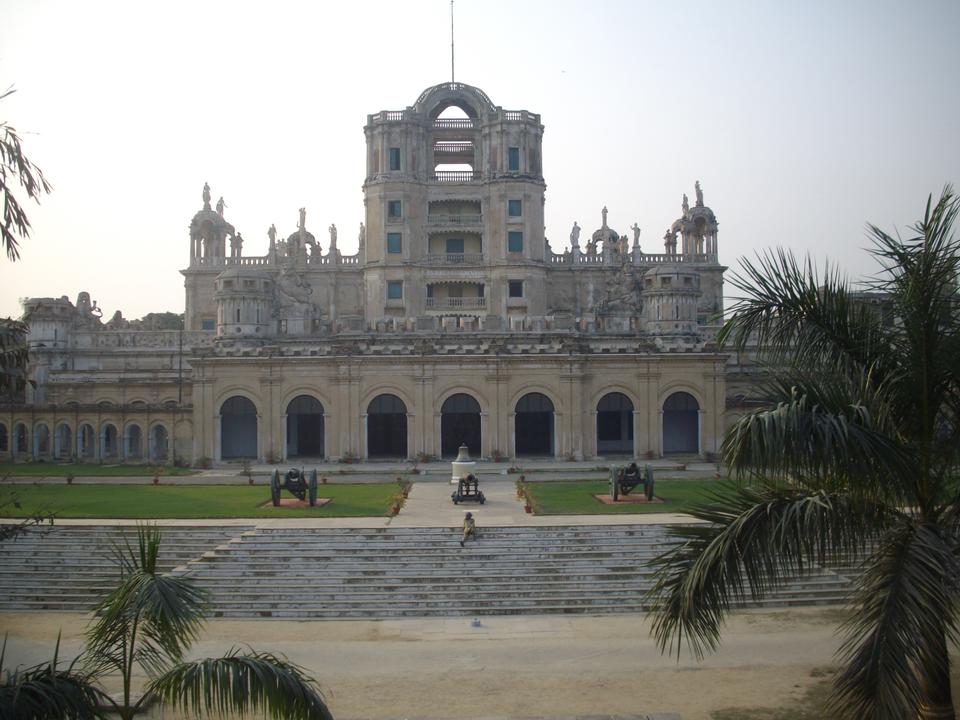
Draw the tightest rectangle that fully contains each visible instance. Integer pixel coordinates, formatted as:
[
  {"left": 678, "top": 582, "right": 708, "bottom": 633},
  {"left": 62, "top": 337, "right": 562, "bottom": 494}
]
[
  {"left": 0, "top": 483, "right": 398, "bottom": 518},
  {"left": 0, "top": 462, "right": 197, "bottom": 477},
  {"left": 526, "top": 478, "right": 724, "bottom": 515}
]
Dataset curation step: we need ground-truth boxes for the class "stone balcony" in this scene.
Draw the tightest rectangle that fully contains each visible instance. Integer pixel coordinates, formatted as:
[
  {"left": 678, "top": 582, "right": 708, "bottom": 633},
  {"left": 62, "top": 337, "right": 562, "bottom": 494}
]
[
  {"left": 424, "top": 297, "right": 487, "bottom": 311},
  {"left": 423, "top": 253, "right": 484, "bottom": 266},
  {"left": 430, "top": 171, "right": 481, "bottom": 183},
  {"left": 426, "top": 213, "right": 483, "bottom": 227}
]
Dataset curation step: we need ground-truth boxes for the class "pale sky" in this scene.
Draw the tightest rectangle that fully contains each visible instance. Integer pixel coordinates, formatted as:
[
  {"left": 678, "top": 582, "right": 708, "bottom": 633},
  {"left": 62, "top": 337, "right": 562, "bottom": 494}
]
[{"left": 1, "top": 0, "right": 957, "bottom": 320}]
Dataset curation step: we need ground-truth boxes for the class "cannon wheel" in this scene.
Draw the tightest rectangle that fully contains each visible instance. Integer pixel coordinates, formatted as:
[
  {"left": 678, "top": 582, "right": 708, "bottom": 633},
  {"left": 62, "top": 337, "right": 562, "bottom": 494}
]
[
  {"left": 308, "top": 470, "right": 318, "bottom": 507},
  {"left": 645, "top": 464, "right": 655, "bottom": 501},
  {"left": 270, "top": 469, "right": 281, "bottom": 507},
  {"left": 610, "top": 467, "right": 620, "bottom": 502}
]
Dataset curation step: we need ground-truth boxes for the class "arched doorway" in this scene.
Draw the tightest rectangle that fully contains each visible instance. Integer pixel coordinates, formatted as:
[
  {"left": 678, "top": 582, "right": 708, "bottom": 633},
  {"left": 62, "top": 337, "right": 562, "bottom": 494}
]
[
  {"left": 221, "top": 396, "right": 257, "bottom": 459},
  {"left": 597, "top": 392, "right": 634, "bottom": 455},
  {"left": 78, "top": 423, "right": 95, "bottom": 459},
  {"left": 515, "top": 393, "right": 554, "bottom": 457},
  {"left": 150, "top": 425, "right": 169, "bottom": 462},
  {"left": 367, "top": 394, "right": 407, "bottom": 458},
  {"left": 0, "top": 423, "right": 8, "bottom": 453},
  {"left": 100, "top": 424, "right": 119, "bottom": 460},
  {"left": 13, "top": 423, "right": 27, "bottom": 456},
  {"left": 663, "top": 391, "right": 699, "bottom": 454},
  {"left": 441, "top": 393, "right": 481, "bottom": 458},
  {"left": 287, "top": 395, "right": 325, "bottom": 458},
  {"left": 55, "top": 424, "right": 72, "bottom": 460},
  {"left": 125, "top": 425, "right": 143, "bottom": 460},
  {"left": 33, "top": 423, "right": 50, "bottom": 458}
]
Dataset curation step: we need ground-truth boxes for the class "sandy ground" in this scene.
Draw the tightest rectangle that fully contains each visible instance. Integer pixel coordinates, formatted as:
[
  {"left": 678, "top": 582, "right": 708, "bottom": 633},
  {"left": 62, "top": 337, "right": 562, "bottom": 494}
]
[{"left": 0, "top": 608, "right": 852, "bottom": 719}]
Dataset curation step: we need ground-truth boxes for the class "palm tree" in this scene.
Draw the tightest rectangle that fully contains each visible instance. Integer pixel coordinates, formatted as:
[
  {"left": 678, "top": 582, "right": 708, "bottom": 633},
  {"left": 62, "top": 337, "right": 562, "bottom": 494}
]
[
  {"left": 647, "top": 187, "right": 960, "bottom": 720},
  {"left": 1, "top": 525, "right": 333, "bottom": 720}
]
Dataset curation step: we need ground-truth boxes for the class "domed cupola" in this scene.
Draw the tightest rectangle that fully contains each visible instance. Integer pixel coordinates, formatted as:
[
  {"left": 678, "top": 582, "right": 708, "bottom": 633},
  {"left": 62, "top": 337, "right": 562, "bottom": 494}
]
[
  {"left": 664, "top": 181, "right": 719, "bottom": 260},
  {"left": 189, "top": 183, "right": 236, "bottom": 264},
  {"left": 214, "top": 265, "right": 273, "bottom": 339},
  {"left": 588, "top": 206, "right": 621, "bottom": 256}
]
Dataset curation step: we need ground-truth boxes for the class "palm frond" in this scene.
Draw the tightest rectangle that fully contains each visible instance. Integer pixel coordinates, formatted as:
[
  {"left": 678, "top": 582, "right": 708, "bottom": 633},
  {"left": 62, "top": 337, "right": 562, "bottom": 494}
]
[
  {"left": 0, "top": 634, "right": 105, "bottom": 720},
  {"left": 830, "top": 521, "right": 960, "bottom": 719},
  {"left": 723, "top": 378, "right": 911, "bottom": 501},
  {"left": 718, "top": 249, "right": 892, "bottom": 377},
  {"left": 647, "top": 483, "right": 894, "bottom": 659},
  {"left": 147, "top": 649, "right": 334, "bottom": 720}
]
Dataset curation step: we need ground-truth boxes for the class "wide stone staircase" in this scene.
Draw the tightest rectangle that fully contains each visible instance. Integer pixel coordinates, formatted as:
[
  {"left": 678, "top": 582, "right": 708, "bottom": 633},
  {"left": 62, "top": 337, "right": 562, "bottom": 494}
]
[
  {"left": 0, "top": 525, "right": 252, "bottom": 611},
  {"left": 0, "top": 524, "right": 858, "bottom": 617}
]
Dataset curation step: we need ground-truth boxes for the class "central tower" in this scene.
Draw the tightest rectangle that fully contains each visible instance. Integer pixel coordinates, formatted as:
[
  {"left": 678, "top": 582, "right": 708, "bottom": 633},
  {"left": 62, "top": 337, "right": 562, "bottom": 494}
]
[{"left": 362, "top": 82, "right": 546, "bottom": 327}]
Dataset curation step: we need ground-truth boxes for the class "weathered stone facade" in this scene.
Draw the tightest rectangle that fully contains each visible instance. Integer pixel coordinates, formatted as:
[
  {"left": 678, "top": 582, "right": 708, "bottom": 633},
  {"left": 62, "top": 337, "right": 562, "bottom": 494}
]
[{"left": 2, "top": 82, "right": 729, "bottom": 464}]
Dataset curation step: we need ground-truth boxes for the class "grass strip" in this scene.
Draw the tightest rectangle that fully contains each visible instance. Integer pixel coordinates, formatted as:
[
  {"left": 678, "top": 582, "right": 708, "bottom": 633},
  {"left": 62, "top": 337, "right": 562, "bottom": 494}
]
[{"left": 0, "top": 483, "right": 397, "bottom": 518}]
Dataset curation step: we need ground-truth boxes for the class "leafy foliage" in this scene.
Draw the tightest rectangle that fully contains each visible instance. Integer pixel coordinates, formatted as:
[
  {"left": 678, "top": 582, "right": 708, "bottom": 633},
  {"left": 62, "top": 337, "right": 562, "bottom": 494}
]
[
  {"left": 647, "top": 187, "right": 960, "bottom": 719},
  {"left": 1, "top": 86, "right": 51, "bottom": 262}
]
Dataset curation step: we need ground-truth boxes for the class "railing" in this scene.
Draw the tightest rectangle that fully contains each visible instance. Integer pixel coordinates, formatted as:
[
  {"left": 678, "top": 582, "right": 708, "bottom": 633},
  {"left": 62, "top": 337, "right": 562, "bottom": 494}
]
[
  {"left": 386, "top": 215, "right": 404, "bottom": 224},
  {"left": 433, "top": 142, "right": 474, "bottom": 154},
  {"left": 426, "top": 213, "right": 483, "bottom": 226},
  {"left": 431, "top": 171, "right": 481, "bottom": 183},
  {"left": 369, "top": 110, "right": 407, "bottom": 123},
  {"left": 433, "top": 119, "right": 477, "bottom": 130},
  {"left": 424, "top": 297, "right": 487, "bottom": 310},
  {"left": 424, "top": 253, "right": 484, "bottom": 265}
]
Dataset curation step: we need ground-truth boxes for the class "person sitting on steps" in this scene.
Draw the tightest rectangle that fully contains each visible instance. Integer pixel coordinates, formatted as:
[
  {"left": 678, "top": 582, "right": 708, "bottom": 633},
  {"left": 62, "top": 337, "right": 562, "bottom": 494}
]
[{"left": 461, "top": 512, "right": 476, "bottom": 547}]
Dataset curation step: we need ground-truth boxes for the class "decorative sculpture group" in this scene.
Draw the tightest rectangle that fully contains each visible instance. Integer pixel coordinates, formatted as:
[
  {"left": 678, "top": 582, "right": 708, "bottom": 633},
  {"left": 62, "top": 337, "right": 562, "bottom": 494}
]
[{"left": 270, "top": 467, "right": 319, "bottom": 506}]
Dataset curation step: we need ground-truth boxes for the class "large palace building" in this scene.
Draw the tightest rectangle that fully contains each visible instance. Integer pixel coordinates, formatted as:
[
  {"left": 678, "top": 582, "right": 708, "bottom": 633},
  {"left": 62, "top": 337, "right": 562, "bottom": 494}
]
[{"left": 2, "top": 82, "right": 730, "bottom": 465}]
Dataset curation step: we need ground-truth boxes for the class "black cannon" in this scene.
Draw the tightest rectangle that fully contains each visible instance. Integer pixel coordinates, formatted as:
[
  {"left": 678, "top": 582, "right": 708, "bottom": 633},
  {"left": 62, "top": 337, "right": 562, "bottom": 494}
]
[
  {"left": 451, "top": 473, "right": 485, "bottom": 505},
  {"left": 270, "top": 468, "right": 319, "bottom": 506},
  {"left": 609, "top": 462, "right": 654, "bottom": 502}
]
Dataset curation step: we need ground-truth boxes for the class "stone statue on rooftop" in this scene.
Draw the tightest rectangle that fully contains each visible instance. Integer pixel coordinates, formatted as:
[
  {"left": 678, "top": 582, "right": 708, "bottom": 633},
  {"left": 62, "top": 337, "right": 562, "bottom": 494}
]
[
  {"left": 570, "top": 221, "right": 581, "bottom": 248},
  {"left": 230, "top": 232, "right": 243, "bottom": 258},
  {"left": 358, "top": 222, "right": 366, "bottom": 248},
  {"left": 682, "top": 194, "right": 689, "bottom": 214},
  {"left": 216, "top": 197, "right": 226, "bottom": 217},
  {"left": 631, "top": 223, "right": 641, "bottom": 248},
  {"left": 328, "top": 223, "right": 337, "bottom": 250},
  {"left": 695, "top": 180, "right": 703, "bottom": 207},
  {"left": 268, "top": 224, "right": 277, "bottom": 246},
  {"left": 601, "top": 206, "right": 608, "bottom": 227},
  {"left": 202, "top": 182, "right": 211, "bottom": 208},
  {"left": 298, "top": 207, "right": 306, "bottom": 230}
]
